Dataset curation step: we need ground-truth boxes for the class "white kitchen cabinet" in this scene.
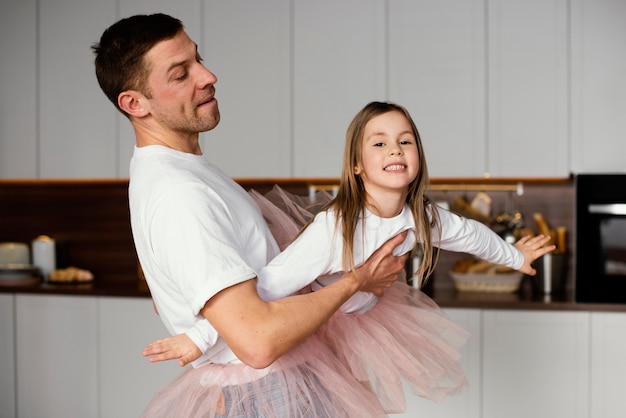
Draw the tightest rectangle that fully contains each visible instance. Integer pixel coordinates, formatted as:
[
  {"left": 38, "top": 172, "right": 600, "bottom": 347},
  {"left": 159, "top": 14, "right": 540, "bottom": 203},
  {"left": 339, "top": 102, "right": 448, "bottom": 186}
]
[
  {"left": 482, "top": 310, "right": 590, "bottom": 418},
  {"left": 2, "top": 2, "right": 626, "bottom": 179},
  {"left": 38, "top": 0, "right": 118, "bottom": 178},
  {"left": 8, "top": 292, "right": 626, "bottom": 418},
  {"left": 0, "top": 294, "right": 16, "bottom": 418},
  {"left": 389, "top": 0, "right": 569, "bottom": 178},
  {"left": 398, "top": 308, "right": 481, "bottom": 418},
  {"left": 37, "top": 0, "right": 205, "bottom": 179},
  {"left": 0, "top": 1, "right": 37, "bottom": 179},
  {"left": 590, "top": 312, "right": 626, "bottom": 418},
  {"left": 15, "top": 294, "right": 98, "bottom": 418},
  {"left": 487, "top": 0, "right": 569, "bottom": 177},
  {"left": 10, "top": 294, "right": 181, "bottom": 418},
  {"left": 292, "top": 0, "right": 386, "bottom": 177},
  {"left": 98, "top": 297, "right": 181, "bottom": 418},
  {"left": 200, "top": 0, "right": 292, "bottom": 178},
  {"left": 570, "top": 0, "right": 626, "bottom": 174},
  {"left": 389, "top": 0, "right": 487, "bottom": 178}
]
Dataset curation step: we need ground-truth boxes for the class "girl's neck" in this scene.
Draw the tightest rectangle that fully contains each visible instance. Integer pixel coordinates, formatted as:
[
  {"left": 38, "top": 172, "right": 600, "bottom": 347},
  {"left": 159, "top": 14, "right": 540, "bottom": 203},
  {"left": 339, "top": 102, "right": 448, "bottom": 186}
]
[{"left": 364, "top": 191, "right": 407, "bottom": 218}]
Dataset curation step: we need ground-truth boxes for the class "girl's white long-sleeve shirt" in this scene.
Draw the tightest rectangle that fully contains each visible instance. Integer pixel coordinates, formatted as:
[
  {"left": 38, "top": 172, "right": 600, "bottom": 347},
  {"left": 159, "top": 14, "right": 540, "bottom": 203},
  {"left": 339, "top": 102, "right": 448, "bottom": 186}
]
[{"left": 257, "top": 204, "right": 524, "bottom": 314}]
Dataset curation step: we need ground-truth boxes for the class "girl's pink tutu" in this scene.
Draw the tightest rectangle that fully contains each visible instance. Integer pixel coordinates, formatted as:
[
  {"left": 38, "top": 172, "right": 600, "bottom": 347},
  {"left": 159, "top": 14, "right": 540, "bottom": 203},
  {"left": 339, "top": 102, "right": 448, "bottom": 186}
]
[
  {"left": 251, "top": 186, "right": 470, "bottom": 413},
  {"left": 249, "top": 186, "right": 333, "bottom": 250},
  {"left": 142, "top": 333, "right": 386, "bottom": 417},
  {"left": 319, "top": 283, "right": 469, "bottom": 413}
]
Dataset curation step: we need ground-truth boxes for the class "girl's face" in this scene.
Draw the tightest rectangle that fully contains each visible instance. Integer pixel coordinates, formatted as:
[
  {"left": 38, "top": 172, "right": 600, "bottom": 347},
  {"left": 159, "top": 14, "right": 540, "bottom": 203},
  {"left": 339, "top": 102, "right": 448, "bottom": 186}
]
[{"left": 355, "top": 110, "right": 419, "bottom": 196}]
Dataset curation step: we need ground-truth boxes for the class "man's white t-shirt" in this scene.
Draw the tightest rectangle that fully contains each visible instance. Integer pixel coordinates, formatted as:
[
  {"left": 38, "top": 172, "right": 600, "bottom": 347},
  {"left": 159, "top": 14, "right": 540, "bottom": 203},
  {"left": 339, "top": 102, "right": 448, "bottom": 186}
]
[{"left": 129, "top": 145, "right": 279, "bottom": 366}]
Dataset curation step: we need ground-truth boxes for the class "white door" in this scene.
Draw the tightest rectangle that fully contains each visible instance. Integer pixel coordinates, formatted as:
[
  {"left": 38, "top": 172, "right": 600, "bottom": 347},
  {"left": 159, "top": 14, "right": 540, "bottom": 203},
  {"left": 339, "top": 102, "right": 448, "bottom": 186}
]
[
  {"left": 0, "top": 294, "right": 16, "bottom": 418},
  {"left": 486, "top": 0, "right": 569, "bottom": 177},
  {"left": 397, "top": 308, "right": 481, "bottom": 418},
  {"left": 482, "top": 309, "right": 590, "bottom": 418},
  {"left": 590, "top": 312, "right": 626, "bottom": 418},
  {"left": 292, "top": 0, "right": 386, "bottom": 177},
  {"left": 16, "top": 294, "right": 98, "bottom": 418},
  {"left": 389, "top": 0, "right": 487, "bottom": 178},
  {"left": 98, "top": 297, "right": 181, "bottom": 418}
]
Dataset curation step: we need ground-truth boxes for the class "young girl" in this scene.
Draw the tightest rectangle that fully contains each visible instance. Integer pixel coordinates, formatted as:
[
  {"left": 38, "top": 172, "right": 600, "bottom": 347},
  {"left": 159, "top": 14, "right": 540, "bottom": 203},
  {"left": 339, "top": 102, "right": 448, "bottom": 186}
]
[{"left": 144, "top": 101, "right": 553, "bottom": 413}]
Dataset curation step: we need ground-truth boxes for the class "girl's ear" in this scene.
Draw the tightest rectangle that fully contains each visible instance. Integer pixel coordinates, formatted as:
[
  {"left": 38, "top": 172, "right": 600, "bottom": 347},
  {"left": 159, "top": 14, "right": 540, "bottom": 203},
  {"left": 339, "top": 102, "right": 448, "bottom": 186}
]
[
  {"left": 118, "top": 90, "right": 149, "bottom": 118},
  {"left": 354, "top": 164, "right": 362, "bottom": 175}
]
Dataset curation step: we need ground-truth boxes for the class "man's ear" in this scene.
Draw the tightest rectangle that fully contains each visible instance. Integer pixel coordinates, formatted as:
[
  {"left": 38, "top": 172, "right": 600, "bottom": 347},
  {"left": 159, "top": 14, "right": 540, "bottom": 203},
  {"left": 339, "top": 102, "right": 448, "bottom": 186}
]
[{"left": 118, "top": 91, "right": 149, "bottom": 118}]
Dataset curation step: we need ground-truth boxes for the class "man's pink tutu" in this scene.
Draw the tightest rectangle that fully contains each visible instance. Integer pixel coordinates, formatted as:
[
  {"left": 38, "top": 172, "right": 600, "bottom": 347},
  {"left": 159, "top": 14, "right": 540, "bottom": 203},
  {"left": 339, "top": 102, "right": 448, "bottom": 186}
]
[{"left": 142, "top": 333, "right": 386, "bottom": 417}]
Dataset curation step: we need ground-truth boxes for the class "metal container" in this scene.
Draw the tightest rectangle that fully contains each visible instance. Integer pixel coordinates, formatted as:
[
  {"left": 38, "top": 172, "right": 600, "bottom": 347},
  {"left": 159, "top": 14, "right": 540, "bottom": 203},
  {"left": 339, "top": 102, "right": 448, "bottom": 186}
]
[{"left": 533, "top": 253, "right": 567, "bottom": 295}]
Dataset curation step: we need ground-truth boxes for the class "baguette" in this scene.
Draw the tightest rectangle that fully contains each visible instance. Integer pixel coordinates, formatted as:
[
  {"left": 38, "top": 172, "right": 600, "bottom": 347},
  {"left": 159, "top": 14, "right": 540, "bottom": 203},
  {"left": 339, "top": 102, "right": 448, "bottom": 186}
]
[{"left": 454, "top": 258, "right": 515, "bottom": 274}]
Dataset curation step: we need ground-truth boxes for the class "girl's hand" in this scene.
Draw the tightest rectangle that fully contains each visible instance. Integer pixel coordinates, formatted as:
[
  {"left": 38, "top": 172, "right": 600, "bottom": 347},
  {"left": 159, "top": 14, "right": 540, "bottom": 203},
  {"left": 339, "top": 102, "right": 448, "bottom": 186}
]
[
  {"left": 514, "top": 234, "right": 556, "bottom": 275},
  {"left": 142, "top": 333, "right": 202, "bottom": 367}
]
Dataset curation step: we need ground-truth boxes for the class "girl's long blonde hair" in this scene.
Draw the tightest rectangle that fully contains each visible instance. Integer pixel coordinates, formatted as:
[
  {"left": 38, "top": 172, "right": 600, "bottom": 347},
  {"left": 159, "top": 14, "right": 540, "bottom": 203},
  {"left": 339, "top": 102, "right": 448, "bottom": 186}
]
[{"left": 329, "top": 101, "right": 441, "bottom": 286}]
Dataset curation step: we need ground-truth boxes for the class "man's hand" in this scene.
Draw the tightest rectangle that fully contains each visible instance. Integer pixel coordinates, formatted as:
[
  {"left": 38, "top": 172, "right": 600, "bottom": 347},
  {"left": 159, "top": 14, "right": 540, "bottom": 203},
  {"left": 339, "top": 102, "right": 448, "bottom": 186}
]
[
  {"left": 142, "top": 333, "right": 202, "bottom": 367},
  {"left": 514, "top": 234, "right": 556, "bottom": 275},
  {"left": 354, "top": 231, "right": 409, "bottom": 297}
]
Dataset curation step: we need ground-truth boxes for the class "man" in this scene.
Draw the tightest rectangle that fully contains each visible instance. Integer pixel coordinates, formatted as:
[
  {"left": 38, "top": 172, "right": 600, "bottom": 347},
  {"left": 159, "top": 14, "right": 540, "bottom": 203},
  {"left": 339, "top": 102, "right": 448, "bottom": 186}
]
[{"left": 93, "top": 13, "right": 406, "bottom": 416}]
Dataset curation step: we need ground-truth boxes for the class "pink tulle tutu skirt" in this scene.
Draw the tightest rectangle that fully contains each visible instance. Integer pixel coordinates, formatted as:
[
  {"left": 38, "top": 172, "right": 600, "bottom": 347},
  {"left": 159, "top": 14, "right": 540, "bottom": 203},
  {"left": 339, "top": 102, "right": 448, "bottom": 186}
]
[
  {"left": 251, "top": 186, "right": 470, "bottom": 412},
  {"left": 319, "top": 282, "right": 469, "bottom": 413},
  {"left": 142, "top": 333, "right": 386, "bottom": 417},
  {"left": 143, "top": 186, "right": 469, "bottom": 416}
]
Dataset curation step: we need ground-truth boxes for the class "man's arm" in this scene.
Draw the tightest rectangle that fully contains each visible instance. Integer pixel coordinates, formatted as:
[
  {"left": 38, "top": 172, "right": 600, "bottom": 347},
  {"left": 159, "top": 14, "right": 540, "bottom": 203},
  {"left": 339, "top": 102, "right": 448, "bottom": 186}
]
[{"left": 203, "top": 232, "right": 408, "bottom": 369}]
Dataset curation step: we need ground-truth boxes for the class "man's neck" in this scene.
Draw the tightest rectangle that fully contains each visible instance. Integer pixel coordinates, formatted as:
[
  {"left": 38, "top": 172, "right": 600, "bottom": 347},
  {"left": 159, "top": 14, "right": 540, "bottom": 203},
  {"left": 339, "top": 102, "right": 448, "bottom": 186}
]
[{"left": 133, "top": 121, "right": 202, "bottom": 155}]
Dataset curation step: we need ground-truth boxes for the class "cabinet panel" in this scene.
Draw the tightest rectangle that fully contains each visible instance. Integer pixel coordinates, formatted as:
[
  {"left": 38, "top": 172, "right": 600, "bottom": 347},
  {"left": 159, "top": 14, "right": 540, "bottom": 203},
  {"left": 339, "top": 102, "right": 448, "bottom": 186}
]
[
  {"left": 293, "top": 0, "right": 386, "bottom": 177},
  {"left": 4, "top": 2, "right": 626, "bottom": 179},
  {"left": 398, "top": 308, "right": 481, "bottom": 418},
  {"left": 590, "top": 312, "right": 626, "bottom": 418},
  {"left": 482, "top": 310, "right": 590, "bottom": 418},
  {"left": 16, "top": 295, "right": 98, "bottom": 418},
  {"left": 0, "top": 294, "right": 15, "bottom": 418},
  {"left": 570, "top": 0, "right": 626, "bottom": 173},
  {"left": 389, "top": 0, "right": 487, "bottom": 178},
  {"left": 0, "top": 1, "right": 37, "bottom": 179},
  {"left": 487, "top": 0, "right": 569, "bottom": 177},
  {"left": 200, "top": 0, "right": 292, "bottom": 178},
  {"left": 98, "top": 297, "right": 181, "bottom": 418},
  {"left": 39, "top": 0, "right": 117, "bottom": 178}
]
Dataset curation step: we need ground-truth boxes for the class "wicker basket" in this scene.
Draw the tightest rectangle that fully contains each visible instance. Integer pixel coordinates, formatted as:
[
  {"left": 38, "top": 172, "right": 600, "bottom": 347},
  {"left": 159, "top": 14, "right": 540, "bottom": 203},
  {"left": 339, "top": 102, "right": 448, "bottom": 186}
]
[{"left": 450, "top": 271, "right": 523, "bottom": 293}]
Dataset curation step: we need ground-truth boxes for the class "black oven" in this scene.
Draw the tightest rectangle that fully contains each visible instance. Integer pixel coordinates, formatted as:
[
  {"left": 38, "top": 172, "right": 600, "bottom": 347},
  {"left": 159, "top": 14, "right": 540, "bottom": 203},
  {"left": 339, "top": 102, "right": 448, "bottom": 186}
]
[{"left": 576, "top": 174, "right": 626, "bottom": 304}]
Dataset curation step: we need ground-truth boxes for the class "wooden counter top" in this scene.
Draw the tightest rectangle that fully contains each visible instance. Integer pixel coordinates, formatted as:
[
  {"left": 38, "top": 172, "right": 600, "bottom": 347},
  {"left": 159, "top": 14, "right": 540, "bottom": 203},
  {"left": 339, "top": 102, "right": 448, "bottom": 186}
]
[
  {"left": 0, "top": 277, "right": 150, "bottom": 298},
  {"left": 3, "top": 276, "right": 626, "bottom": 313}
]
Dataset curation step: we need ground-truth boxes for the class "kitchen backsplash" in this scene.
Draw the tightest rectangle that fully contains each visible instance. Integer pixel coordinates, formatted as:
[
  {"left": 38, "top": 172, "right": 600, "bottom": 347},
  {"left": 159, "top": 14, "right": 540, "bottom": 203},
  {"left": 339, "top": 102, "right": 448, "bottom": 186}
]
[
  {"left": 425, "top": 179, "right": 574, "bottom": 293},
  {"left": 0, "top": 178, "right": 574, "bottom": 292}
]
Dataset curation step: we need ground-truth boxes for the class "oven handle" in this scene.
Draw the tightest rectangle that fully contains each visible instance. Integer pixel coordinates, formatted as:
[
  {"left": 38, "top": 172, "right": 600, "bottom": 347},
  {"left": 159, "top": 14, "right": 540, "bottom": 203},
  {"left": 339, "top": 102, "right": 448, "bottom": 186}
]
[{"left": 588, "top": 203, "right": 626, "bottom": 215}]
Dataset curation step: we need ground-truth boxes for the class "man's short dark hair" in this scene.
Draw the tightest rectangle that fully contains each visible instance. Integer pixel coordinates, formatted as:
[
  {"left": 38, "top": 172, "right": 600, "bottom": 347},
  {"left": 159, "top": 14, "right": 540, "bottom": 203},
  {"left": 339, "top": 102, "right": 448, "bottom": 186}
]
[{"left": 92, "top": 13, "right": 183, "bottom": 116}]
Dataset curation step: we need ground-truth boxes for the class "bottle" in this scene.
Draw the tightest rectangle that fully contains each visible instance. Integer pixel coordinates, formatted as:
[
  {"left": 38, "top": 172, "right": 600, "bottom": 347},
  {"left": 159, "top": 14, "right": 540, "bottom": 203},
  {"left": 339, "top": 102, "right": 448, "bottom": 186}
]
[{"left": 32, "top": 235, "right": 56, "bottom": 281}]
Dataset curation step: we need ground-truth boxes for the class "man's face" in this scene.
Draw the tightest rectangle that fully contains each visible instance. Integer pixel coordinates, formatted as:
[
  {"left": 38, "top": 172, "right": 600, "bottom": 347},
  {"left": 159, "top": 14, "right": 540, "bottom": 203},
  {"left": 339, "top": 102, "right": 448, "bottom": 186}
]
[{"left": 142, "top": 30, "right": 220, "bottom": 134}]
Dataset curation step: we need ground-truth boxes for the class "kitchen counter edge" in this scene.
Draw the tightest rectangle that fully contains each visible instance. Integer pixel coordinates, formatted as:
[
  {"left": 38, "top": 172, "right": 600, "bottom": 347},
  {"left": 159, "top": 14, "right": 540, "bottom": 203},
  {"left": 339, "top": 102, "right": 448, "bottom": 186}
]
[{"left": 2, "top": 280, "right": 625, "bottom": 313}]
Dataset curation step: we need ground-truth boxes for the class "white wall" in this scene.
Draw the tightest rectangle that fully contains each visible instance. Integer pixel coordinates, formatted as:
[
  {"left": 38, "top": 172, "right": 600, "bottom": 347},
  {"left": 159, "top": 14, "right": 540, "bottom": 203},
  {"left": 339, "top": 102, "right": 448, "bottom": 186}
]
[{"left": 1, "top": 0, "right": 625, "bottom": 179}]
